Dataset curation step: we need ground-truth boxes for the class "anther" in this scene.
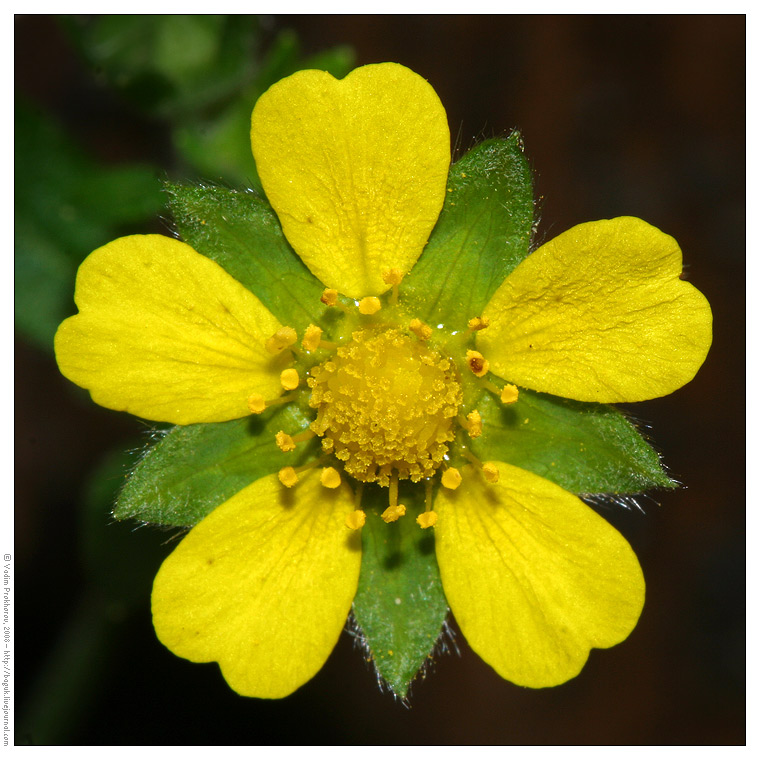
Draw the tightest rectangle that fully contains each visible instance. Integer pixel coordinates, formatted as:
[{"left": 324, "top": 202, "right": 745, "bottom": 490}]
[
  {"left": 302, "top": 324, "right": 323, "bottom": 352},
  {"left": 265, "top": 326, "right": 297, "bottom": 354},
  {"left": 466, "top": 409, "right": 483, "bottom": 438},
  {"left": 280, "top": 368, "right": 300, "bottom": 390},
  {"left": 466, "top": 350, "right": 490, "bottom": 378},
  {"left": 416, "top": 511, "right": 438, "bottom": 529},
  {"left": 382, "top": 269, "right": 404, "bottom": 286},
  {"left": 382, "top": 504, "right": 407, "bottom": 523},
  {"left": 409, "top": 318, "right": 433, "bottom": 341},
  {"left": 321, "top": 467, "right": 341, "bottom": 489},
  {"left": 275, "top": 431, "right": 296, "bottom": 452},
  {"left": 345, "top": 510, "right": 366, "bottom": 530},
  {"left": 417, "top": 480, "right": 437, "bottom": 529},
  {"left": 467, "top": 316, "right": 490, "bottom": 331},
  {"left": 276, "top": 428, "right": 315, "bottom": 453},
  {"left": 358, "top": 296, "right": 382, "bottom": 315},
  {"left": 500, "top": 384, "right": 519, "bottom": 404},
  {"left": 278, "top": 467, "right": 299, "bottom": 488},
  {"left": 321, "top": 289, "right": 339, "bottom": 306},
  {"left": 248, "top": 391, "right": 297, "bottom": 415},
  {"left": 247, "top": 394, "right": 266, "bottom": 414},
  {"left": 482, "top": 462, "right": 500, "bottom": 483},
  {"left": 441, "top": 467, "right": 463, "bottom": 490},
  {"left": 461, "top": 449, "right": 500, "bottom": 484},
  {"left": 303, "top": 324, "right": 337, "bottom": 352}
]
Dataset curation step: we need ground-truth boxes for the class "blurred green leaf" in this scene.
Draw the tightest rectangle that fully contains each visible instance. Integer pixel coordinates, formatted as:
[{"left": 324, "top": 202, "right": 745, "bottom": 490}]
[
  {"left": 64, "top": 15, "right": 355, "bottom": 185},
  {"left": 402, "top": 134, "right": 534, "bottom": 330},
  {"left": 352, "top": 484, "right": 448, "bottom": 699},
  {"left": 475, "top": 388, "right": 676, "bottom": 494},
  {"left": 62, "top": 15, "right": 262, "bottom": 117},
  {"left": 15, "top": 99, "right": 163, "bottom": 351}
]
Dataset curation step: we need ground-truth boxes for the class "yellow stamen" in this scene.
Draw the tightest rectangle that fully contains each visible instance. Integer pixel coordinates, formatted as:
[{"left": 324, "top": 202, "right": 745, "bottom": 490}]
[
  {"left": 383, "top": 268, "right": 403, "bottom": 305},
  {"left": 358, "top": 296, "right": 382, "bottom": 315},
  {"left": 467, "top": 316, "right": 490, "bottom": 331},
  {"left": 417, "top": 510, "right": 438, "bottom": 529},
  {"left": 265, "top": 326, "right": 298, "bottom": 354},
  {"left": 382, "top": 472, "right": 406, "bottom": 522},
  {"left": 345, "top": 510, "right": 366, "bottom": 530},
  {"left": 321, "top": 467, "right": 341, "bottom": 489},
  {"left": 302, "top": 324, "right": 323, "bottom": 352},
  {"left": 280, "top": 368, "right": 300, "bottom": 390},
  {"left": 466, "top": 350, "right": 490, "bottom": 378},
  {"left": 482, "top": 462, "right": 500, "bottom": 483},
  {"left": 382, "top": 504, "right": 407, "bottom": 523},
  {"left": 275, "top": 431, "right": 296, "bottom": 452},
  {"left": 248, "top": 392, "right": 298, "bottom": 415},
  {"left": 500, "top": 384, "right": 519, "bottom": 404},
  {"left": 247, "top": 394, "right": 266, "bottom": 414},
  {"left": 409, "top": 318, "right": 433, "bottom": 341},
  {"left": 278, "top": 466, "right": 299, "bottom": 488},
  {"left": 461, "top": 448, "right": 500, "bottom": 484},
  {"left": 320, "top": 288, "right": 339, "bottom": 306},
  {"left": 466, "top": 409, "right": 483, "bottom": 438},
  {"left": 441, "top": 467, "right": 462, "bottom": 490},
  {"left": 382, "top": 269, "right": 404, "bottom": 286}
]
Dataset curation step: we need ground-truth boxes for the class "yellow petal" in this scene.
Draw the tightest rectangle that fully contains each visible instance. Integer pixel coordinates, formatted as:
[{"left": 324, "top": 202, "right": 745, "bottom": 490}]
[
  {"left": 435, "top": 463, "right": 645, "bottom": 688},
  {"left": 250, "top": 62, "right": 450, "bottom": 298},
  {"left": 478, "top": 217, "right": 712, "bottom": 402},
  {"left": 54, "top": 235, "right": 288, "bottom": 424},
  {"left": 151, "top": 470, "right": 360, "bottom": 699}
]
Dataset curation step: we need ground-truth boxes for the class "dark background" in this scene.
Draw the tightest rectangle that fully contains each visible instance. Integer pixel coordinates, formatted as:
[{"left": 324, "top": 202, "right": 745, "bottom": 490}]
[{"left": 15, "top": 15, "right": 745, "bottom": 745}]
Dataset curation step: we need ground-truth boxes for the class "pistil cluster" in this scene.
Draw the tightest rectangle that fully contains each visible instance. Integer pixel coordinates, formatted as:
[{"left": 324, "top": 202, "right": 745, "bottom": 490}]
[{"left": 309, "top": 328, "right": 462, "bottom": 486}]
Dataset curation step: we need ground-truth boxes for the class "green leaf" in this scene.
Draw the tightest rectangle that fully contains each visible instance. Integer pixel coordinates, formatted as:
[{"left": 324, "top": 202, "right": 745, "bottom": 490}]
[
  {"left": 351, "top": 484, "right": 449, "bottom": 699},
  {"left": 473, "top": 389, "right": 676, "bottom": 495},
  {"left": 115, "top": 403, "right": 316, "bottom": 527},
  {"left": 165, "top": 182, "right": 330, "bottom": 331},
  {"left": 14, "top": 99, "right": 163, "bottom": 351},
  {"left": 401, "top": 134, "right": 534, "bottom": 329}
]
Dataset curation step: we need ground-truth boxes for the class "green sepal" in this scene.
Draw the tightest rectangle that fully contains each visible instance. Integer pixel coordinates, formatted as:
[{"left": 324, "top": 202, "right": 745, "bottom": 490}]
[
  {"left": 115, "top": 403, "right": 316, "bottom": 527},
  {"left": 165, "top": 182, "right": 331, "bottom": 331},
  {"left": 473, "top": 389, "right": 676, "bottom": 495},
  {"left": 351, "top": 483, "right": 449, "bottom": 699},
  {"left": 401, "top": 134, "right": 534, "bottom": 329}
]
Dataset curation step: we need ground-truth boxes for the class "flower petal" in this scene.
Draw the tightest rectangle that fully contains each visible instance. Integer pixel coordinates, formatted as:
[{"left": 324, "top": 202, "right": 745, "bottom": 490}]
[
  {"left": 151, "top": 470, "right": 360, "bottom": 699},
  {"left": 434, "top": 463, "right": 645, "bottom": 688},
  {"left": 54, "top": 235, "right": 288, "bottom": 424},
  {"left": 250, "top": 62, "right": 450, "bottom": 298},
  {"left": 478, "top": 217, "right": 712, "bottom": 402}
]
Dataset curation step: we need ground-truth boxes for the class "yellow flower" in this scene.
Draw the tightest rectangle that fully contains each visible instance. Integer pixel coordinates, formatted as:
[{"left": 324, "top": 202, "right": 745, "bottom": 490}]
[{"left": 54, "top": 63, "right": 712, "bottom": 698}]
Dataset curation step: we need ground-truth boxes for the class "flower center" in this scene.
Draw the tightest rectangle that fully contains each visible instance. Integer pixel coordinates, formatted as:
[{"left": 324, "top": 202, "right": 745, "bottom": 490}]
[{"left": 308, "top": 327, "right": 463, "bottom": 486}]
